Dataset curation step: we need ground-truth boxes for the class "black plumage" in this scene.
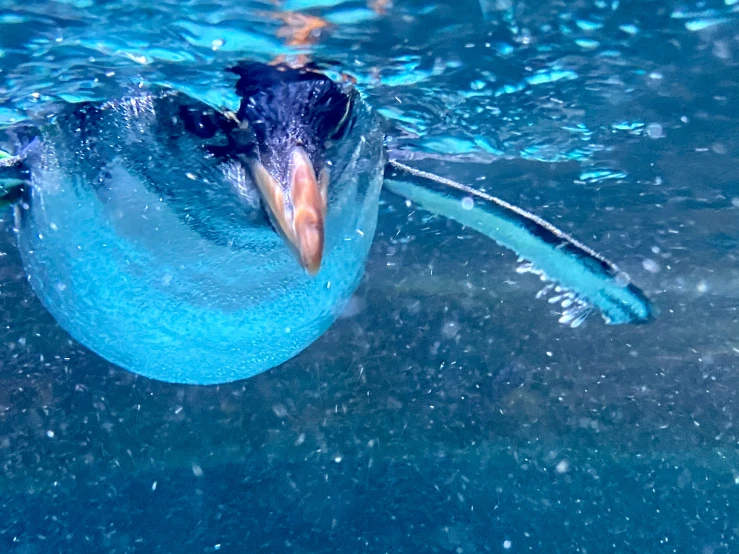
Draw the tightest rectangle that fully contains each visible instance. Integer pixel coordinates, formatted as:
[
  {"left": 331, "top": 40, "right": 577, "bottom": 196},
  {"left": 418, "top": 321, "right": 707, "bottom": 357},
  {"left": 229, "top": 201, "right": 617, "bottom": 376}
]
[{"left": 227, "top": 62, "right": 356, "bottom": 185}]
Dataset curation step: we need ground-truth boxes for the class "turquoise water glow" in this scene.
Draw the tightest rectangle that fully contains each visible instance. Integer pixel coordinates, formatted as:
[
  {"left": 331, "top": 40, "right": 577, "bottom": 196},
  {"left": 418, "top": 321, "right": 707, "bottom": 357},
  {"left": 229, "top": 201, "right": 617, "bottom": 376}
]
[{"left": 2, "top": 0, "right": 739, "bottom": 552}]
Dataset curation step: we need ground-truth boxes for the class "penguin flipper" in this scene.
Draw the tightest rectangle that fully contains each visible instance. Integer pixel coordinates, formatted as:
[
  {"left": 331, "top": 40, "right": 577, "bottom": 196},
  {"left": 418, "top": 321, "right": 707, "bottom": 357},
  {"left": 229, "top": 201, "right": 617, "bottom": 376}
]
[{"left": 383, "top": 160, "right": 654, "bottom": 327}]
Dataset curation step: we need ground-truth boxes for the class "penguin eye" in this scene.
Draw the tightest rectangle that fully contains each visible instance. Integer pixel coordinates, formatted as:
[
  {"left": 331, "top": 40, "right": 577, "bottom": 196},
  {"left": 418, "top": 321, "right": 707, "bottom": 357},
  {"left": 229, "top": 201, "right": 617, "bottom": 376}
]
[{"left": 180, "top": 106, "right": 219, "bottom": 139}]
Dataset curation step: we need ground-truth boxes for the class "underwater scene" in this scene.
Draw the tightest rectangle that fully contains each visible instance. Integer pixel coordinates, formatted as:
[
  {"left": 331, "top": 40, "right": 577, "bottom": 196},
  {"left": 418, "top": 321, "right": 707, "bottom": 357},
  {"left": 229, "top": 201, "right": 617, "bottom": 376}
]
[{"left": 1, "top": 0, "right": 739, "bottom": 552}]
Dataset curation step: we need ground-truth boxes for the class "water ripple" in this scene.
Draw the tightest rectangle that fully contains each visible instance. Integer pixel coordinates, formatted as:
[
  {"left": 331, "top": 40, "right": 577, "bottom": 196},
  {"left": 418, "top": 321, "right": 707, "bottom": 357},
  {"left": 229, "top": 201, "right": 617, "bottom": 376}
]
[{"left": 0, "top": 0, "right": 737, "bottom": 177}]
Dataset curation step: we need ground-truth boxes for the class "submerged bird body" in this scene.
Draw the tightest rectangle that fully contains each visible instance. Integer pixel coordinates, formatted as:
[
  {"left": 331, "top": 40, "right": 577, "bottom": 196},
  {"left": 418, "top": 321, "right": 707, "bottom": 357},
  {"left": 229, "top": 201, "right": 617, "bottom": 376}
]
[
  {"left": 0, "top": 62, "right": 653, "bottom": 384},
  {"left": 6, "top": 71, "right": 385, "bottom": 384}
]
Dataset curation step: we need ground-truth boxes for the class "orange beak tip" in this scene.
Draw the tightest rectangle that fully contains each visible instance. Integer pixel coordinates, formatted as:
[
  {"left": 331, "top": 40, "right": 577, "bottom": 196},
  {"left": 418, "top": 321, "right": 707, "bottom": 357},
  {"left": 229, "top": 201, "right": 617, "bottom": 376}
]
[
  {"left": 294, "top": 211, "right": 324, "bottom": 275},
  {"left": 290, "top": 147, "right": 326, "bottom": 276},
  {"left": 250, "top": 148, "right": 327, "bottom": 276}
]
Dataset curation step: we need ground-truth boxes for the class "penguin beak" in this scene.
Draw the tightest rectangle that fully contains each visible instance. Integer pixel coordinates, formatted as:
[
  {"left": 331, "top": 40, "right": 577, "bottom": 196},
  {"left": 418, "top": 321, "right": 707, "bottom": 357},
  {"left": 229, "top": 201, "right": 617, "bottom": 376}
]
[{"left": 249, "top": 147, "right": 328, "bottom": 275}]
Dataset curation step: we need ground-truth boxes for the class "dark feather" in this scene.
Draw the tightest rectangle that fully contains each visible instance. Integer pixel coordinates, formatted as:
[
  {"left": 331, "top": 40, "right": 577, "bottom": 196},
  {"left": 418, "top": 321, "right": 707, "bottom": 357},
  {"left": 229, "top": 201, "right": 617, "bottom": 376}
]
[{"left": 227, "top": 62, "right": 355, "bottom": 176}]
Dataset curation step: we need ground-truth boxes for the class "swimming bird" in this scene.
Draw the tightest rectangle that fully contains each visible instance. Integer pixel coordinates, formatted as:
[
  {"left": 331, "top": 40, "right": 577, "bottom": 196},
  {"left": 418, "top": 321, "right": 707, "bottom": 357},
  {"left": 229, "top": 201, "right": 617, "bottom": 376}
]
[{"left": 0, "top": 61, "right": 653, "bottom": 384}]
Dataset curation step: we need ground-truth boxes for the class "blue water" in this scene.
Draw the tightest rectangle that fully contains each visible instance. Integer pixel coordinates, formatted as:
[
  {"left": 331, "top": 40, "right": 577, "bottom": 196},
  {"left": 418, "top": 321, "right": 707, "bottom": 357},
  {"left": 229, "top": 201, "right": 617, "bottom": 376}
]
[{"left": 2, "top": 0, "right": 739, "bottom": 552}]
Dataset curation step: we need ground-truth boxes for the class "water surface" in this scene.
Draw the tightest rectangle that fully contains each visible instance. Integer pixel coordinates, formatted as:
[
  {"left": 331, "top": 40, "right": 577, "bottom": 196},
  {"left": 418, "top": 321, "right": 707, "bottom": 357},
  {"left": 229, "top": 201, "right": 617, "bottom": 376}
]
[{"left": 2, "top": 0, "right": 739, "bottom": 552}]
